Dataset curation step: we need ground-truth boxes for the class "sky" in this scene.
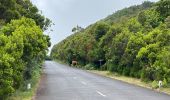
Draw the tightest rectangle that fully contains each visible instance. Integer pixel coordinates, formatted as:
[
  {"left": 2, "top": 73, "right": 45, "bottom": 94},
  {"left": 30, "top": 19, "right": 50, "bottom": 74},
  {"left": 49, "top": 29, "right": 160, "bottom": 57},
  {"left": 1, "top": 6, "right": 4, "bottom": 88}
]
[{"left": 31, "top": 0, "right": 159, "bottom": 52}]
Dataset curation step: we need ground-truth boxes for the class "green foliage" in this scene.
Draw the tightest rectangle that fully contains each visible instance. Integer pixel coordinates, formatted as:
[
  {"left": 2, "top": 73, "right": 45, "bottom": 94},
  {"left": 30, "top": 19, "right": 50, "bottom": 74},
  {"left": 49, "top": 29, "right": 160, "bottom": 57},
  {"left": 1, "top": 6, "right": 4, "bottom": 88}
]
[
  {"left": 0, "top": 17, "right": 49, "bottom": 99},
  {"left": 0, "top": 32, "right": 24, "bottom": 98},
  {"left": 156, "top": 0, "right": 170, "bottom": 20},
  {"left": 138, "top": 9, "right": 160, "bottom": 28},
  {"left": 127, "top": 18, "right": 142, "bottom": 33},
  {"left": 165, "top": 16, "right": 170, "bottom": 28},
  {"left": 0, "top": 0, "right": 51, "bottom": 99},
  {"left": 106, "top": 29, "right": 130, "bottom": 73},
  {"left": 152, "top": 80, "right": 158, "bottom": 89},
  {"left": 45, "top": 55, "right": 52, "bottom": 61},
  {"left": 72, "top": 25, "right": 84, "bottom": 33},
  {"left": 84, "top": 64, "right": 95, "bottom": 70},
  {"left": 93, "top": 22, "right": 110, "bottom": 41},
  {"left": 0, "top": 0, "right": 51, "bottom": 30},
  {"left": 163, "top": 78, "right": 168, "bottom": 87},
  {"left": 104, "top": 1, "right": 153, "bottom": 24},
  {"left": 51, "top": 0, "right": 170, "bottom": 86}
]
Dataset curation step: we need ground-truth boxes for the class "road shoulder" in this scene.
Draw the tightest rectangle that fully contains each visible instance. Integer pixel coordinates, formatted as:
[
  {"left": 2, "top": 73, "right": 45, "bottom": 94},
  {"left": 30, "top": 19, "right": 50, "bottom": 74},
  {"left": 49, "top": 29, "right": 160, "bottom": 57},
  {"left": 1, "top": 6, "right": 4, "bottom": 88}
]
[{"left": 87, "top": 70, "right": 170, "bottom": 95}]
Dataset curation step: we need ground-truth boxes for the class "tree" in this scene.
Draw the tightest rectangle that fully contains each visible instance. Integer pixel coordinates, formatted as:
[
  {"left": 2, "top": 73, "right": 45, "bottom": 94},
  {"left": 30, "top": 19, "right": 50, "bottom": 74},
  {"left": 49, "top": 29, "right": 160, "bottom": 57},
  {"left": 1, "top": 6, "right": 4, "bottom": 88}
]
[
  {"left": 106, "top": 29, "right": 130, "bottom": 73},
  {"left": 0, "top": 29, "right": 24, "bottom": 99},
  {"left": 165, "top": 16, "right": 170, "bottom": 28},
  {"left": 127, "top": 18, "right": 141, "bottom": 33},
  {"left": 153, "top": 47, "right": 170, "bottom": 81},
  {"left": 0, "top": 17, "right": 49, "bottom": 98},
  {"left": 156, "top": 0, "right": 170, "bottom": 21},
  {"left": 0, "top": 0, "right": 52, "bottom": 30},
  {"left": 138, "top": 9, "right": 160, "bottom": 28},
  {"left": 72, "top": 25, "right": 84, "bottom": 33},
  {"left": 93, "top": 22, "right": 110, "bottom": 41}
]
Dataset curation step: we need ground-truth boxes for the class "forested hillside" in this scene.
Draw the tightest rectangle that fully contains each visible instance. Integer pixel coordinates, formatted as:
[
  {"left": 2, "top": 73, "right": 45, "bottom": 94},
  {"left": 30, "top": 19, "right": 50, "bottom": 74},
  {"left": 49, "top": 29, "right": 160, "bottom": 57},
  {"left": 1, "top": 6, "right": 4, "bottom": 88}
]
[
  {"left": 103, "top": 1, "right": 153, "bottom": 24},
  {"left": 0, "top": 0, "right": 51, "bottom": 99},
  {"left": 51, "top": 0, "right": 170, "bottom": 86}
]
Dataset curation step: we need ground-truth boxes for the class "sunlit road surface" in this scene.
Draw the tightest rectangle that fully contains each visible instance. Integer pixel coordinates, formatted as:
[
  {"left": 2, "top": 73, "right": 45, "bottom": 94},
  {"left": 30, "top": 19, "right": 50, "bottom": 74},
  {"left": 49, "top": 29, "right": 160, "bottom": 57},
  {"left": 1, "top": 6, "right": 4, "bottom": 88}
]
[{"left": 35, "top": 61, "right": 170, "bottom": 100}]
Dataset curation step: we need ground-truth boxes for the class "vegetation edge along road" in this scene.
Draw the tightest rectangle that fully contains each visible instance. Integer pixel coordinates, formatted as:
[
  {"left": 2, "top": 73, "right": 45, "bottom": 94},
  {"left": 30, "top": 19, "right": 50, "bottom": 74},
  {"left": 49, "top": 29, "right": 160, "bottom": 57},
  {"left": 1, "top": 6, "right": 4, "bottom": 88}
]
[
  {"left": 0, "top": 0, "right": 51, "bottom": 99},
  {"left": 7, "top": 65, "right": 42, "bottom": 100}
]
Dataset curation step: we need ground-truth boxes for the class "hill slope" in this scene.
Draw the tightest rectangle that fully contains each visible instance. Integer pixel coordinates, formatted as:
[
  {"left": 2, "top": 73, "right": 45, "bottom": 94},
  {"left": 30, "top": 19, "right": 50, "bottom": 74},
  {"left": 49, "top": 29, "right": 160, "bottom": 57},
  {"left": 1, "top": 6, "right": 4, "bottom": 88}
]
[{"left": 51, "top": 0, "right": 170, "bottom": 85}]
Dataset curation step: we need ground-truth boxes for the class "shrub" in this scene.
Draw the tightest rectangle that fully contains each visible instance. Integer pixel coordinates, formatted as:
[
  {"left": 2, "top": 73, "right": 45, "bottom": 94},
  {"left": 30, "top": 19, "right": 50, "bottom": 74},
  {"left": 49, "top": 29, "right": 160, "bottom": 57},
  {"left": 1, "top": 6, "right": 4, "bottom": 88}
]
[
  {"left": 0, "top": 17, "right": 49, "bottom": 99},
  {"left": 84, "top": 64, "right": 95, "bottom": 70},
  {"left": 122, "top": 67, "right": 130, "bottom": 76},
  {"left": 163, "top": 78, "right": 168, "bottom": 88},
  {"left": 100, "top": 64, "right": 107, "bottom": 71},
  {"left": 152, "top": 80, "right": 158, "bottom": 89}
]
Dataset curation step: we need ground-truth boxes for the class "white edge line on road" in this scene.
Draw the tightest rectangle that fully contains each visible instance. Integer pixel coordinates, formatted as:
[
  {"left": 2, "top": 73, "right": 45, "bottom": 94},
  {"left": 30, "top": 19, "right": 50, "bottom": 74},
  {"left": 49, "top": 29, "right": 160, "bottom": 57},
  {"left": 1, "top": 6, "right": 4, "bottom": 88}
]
[
  {"left": 96, "top": 91, "right": 106, "bottom": 97},
  {"left": 81, "top": 81, "right": 87, "bottom": 85}
]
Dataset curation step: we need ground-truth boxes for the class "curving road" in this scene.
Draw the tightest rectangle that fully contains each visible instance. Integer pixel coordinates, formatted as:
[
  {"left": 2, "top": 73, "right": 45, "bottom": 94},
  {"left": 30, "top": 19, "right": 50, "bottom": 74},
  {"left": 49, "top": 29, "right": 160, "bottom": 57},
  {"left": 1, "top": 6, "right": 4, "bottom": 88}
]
[{"left": 35, "top": 61, "right": 170, "bottom": 100}]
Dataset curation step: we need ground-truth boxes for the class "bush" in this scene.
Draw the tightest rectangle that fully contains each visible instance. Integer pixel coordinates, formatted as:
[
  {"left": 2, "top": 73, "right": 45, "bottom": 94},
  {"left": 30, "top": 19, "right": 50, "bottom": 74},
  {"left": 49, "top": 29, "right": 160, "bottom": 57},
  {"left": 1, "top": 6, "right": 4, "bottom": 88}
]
[
  {"left": 122, "top": 67, "right": 130, "bottom": 76},
  {"left": 163, "top": 78, "right": 168, "bottom": 88},
  {"left": 0, "top": 17, "right": 49, "bottom": 99},
  {"left": 141, "top": 70, "right": 149, "bottom": 82},
  {"left": 84, "top": 64, "right": 95, "bottom": 70},
  {"left": 130, "top": 68, "right": 141, "bottom": 78},
  {"left": 107, "top": 63, "right": 117, "bottom": 72},
  {"left": 45, "top": 55, "right": 52, "bottom": 60},
  {"left": 152, "top": 80, "right": 158, "bottom": 89},
  {"left": 100, "top": 64, "right": 107, "bottom": 71},
  {"left": 7, "top": 64, "right": 42, "bottom": 100}
]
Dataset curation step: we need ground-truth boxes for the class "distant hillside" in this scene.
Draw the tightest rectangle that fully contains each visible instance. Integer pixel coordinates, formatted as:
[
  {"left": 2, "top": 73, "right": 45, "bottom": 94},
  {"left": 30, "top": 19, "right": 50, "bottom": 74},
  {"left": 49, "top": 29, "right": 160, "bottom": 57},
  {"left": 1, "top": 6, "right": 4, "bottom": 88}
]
[{"left": 51, "top": 0, "right": 170, "bottom": 85}]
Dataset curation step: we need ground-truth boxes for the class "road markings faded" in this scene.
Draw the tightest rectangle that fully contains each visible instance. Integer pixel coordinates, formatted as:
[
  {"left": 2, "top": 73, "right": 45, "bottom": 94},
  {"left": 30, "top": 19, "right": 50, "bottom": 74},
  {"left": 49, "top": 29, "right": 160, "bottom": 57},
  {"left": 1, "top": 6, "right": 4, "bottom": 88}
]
[
  {"left": 96, "top": 91, "right": 106, "bottom": 97},
  {"left": 81, "top": 81, "right": 87, "bottom": 85}
]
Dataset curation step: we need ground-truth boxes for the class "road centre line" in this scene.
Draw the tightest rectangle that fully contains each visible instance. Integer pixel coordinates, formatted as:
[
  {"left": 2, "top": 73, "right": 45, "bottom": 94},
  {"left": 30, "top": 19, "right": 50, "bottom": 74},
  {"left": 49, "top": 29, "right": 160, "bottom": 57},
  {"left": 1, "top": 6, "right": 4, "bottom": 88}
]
[
  {"left": 81, "top": 81, "right": 87, "bottom": 85},
  {"left": 96, "top": 91, "right": 106, "bottom": 97}
]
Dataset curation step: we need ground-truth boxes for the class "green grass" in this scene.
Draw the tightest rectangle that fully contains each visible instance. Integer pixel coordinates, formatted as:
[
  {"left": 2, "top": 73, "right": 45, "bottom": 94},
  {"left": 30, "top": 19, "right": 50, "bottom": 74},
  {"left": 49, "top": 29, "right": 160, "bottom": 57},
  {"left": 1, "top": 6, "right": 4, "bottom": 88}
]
[
  {"left": 88, "top": 70, "right": 170, "bottom": 95},
  {"left": 7, "top": 66, "right": 42, "bottom": 100}
]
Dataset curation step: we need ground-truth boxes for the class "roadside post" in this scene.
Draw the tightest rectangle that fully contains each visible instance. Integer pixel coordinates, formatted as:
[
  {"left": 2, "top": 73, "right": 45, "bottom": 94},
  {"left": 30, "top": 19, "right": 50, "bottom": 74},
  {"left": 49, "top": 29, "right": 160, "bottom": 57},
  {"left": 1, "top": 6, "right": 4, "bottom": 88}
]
[
  {"left": 158, "top": 80, "right": 162, "bottom": 92},
  {"left": 27, "top": 83, "right": 31, "bottom": 90},
  {"left": 99, "top": 59, "right": 103, "bottom": 70}
]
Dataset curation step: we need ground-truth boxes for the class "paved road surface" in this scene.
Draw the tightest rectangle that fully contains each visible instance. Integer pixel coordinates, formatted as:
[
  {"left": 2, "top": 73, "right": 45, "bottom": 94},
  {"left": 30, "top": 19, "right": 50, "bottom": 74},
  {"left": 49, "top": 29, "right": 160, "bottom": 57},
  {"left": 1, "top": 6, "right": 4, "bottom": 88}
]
[{"left": 35, "top": 61, "right": 170, "bottom": 100}]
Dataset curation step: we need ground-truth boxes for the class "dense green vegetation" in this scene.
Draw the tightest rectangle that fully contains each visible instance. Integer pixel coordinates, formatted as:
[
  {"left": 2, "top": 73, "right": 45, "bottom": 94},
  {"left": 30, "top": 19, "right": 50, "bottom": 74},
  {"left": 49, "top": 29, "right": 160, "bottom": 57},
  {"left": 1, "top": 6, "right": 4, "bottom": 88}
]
[
  {"left": 51, "top": 0, "right": 170, "bottom": 86},
  {"left": 0, "top": 0, "right": 50, "bottom": 99},
  {"left": 0, "top": 0, "right": 51, "bottom": 30}
]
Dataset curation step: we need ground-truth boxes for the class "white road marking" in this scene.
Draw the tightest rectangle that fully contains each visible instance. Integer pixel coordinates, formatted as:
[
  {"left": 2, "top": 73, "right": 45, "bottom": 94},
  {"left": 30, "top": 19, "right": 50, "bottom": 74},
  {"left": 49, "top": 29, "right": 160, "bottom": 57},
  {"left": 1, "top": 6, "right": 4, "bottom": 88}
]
[
  {"left": 81, "top": 81, "right": 87, "bottom": 85},
  {"left": 96, "top": 91, "right": 106, "bottom": 97}
]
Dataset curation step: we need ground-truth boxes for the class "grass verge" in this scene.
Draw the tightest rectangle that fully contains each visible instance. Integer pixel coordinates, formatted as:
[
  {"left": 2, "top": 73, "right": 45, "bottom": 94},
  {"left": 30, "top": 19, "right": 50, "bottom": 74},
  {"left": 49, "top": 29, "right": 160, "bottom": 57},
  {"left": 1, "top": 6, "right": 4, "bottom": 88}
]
[
  {"left": 7, "top": 65, "right": 42, "bottom": 100},
  {"left": 88, "top": 70, "right": 170, "bottom": 95}
]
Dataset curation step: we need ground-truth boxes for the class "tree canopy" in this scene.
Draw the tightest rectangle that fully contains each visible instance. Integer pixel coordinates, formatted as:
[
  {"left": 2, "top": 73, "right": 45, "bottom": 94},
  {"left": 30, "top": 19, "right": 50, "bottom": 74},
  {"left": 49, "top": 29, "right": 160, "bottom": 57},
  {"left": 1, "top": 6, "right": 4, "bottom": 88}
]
[
  {"left": 0, "top": 0, "right": 51, "bottom": 30},
  {"left": 0, "top": 0, "right": 51, "bottom": 99}
]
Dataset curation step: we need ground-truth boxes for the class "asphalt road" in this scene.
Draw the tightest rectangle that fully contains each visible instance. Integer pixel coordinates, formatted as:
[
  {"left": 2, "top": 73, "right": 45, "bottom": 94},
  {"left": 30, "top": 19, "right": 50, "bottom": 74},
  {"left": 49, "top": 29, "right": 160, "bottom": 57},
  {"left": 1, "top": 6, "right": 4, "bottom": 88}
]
[{"left": 35, "top": 61, "right": 170, "bottom": 100}]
